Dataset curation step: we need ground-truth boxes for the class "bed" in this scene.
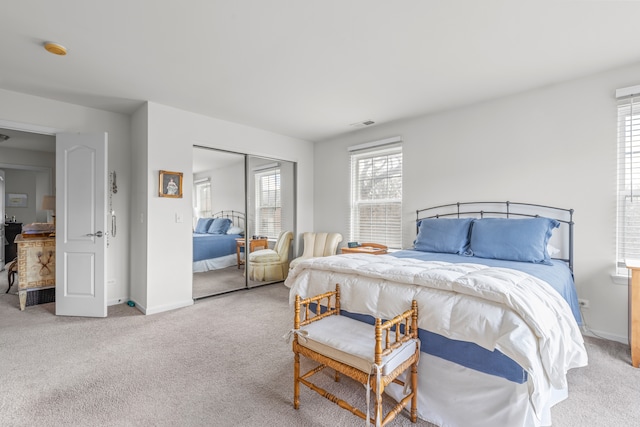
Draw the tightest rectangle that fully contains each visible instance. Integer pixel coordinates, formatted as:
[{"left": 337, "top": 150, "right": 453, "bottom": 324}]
[
  {"left": 193, "top": 210, "right": 245, "bottom": 273},
  {"left": 284, "top": 201, "right": 588, "bottom": 427}
]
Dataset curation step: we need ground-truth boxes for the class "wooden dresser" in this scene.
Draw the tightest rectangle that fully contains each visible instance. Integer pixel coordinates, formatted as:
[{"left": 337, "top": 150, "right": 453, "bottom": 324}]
[
  {"left": 625, "top": 260, "right": 640, "bottom": 368},
  {"left": 15, "top": 235, "right": 56, "bottom": 311}
]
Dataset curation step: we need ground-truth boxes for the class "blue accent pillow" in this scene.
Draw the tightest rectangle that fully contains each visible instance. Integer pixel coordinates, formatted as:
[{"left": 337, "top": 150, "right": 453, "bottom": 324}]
[
  {"left": 414, "top": 218, "right": 474, "bottom": 254},
  {"left": 207, "top": 217, "right": 232, "bottom": 234},
  {"left": 469, "top": 217, "right": 560, "bottom": 264},
  {"left": 194, "top": 218, "right": 213, "bottom": 234}
]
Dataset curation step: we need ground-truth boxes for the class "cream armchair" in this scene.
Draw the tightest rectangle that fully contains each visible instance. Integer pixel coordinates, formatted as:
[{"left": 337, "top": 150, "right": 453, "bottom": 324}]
[
  {"left": 248, "top": 231, "right": 294, "bottom": 282},
  {"left": 289, "top": 232, "right": 343, "bottom": 270}
]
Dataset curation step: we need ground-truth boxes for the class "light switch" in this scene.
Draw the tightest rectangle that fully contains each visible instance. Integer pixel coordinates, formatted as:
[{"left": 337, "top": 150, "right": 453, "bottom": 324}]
[{"left": 176, "top": 212, "right": 183, "bottom": 223}]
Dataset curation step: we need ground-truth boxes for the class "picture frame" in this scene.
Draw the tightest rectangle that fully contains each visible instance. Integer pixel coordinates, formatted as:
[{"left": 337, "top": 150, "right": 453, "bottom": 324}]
[
  {"left": 159, "top": 170, "right": 183, "bottom": 198},
  {"left": 6, "top": 193, "right": 28, "bottom": 207}
]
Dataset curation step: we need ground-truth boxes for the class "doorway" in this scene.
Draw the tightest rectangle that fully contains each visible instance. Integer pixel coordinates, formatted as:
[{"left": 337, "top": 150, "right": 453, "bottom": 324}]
[
  {"left": 191, "top": 146, "right": 297, "bottom": 299},
  {"left": 0, "top": 128, "right": 55, "bottom": 296}
]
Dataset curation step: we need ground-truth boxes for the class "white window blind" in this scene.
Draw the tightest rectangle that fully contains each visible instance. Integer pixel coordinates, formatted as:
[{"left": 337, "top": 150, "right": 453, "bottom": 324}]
[
  {"left": 255, "top": 168, "right": 281, "bottom": 239},
  {"left": 617, "top": 92, "right": 640, "bottom": 274},
  {"left": 194, "top": 180, "right": 211, "bottom": 218},
  {"left": 350, "top": 144, "right": 402, "bottom": 249}
]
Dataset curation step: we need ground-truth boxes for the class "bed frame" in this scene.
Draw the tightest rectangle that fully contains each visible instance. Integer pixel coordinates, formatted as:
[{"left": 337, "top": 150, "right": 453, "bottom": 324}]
[
  {"left": 212, "top": 210, "right": 245, "bottom": 230},
  {"left": 416, "top": 201, "right": 574, "bottom": 271}
]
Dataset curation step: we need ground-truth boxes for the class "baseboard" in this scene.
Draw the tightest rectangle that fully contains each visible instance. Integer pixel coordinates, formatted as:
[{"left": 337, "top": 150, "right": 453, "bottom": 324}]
[
  {"left": 582, "top": 328, "right": 628, "bottom": 345},
  {"left": 144, "top": 299, "right": 194, "bottom": 315},
  {"left": 108, "top": 297, "right": 128, "bottom": 306}
]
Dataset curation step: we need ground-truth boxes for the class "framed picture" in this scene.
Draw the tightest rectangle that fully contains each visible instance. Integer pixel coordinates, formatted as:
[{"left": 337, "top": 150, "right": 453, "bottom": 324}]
[
  {"left": 159, "top": 170, "right": 183, "bottom": 198},
  {"left": 6, "top": 193, "right": 28, "bottom": 207}
]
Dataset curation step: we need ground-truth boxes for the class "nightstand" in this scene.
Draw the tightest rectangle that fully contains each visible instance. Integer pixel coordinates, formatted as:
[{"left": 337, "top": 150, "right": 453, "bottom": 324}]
[{"left": 341, "top": 243, "right": 388, "bottom": 255}]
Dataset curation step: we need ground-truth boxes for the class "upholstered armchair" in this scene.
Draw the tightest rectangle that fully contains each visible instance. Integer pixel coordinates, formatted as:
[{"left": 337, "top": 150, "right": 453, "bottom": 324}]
[
  {"left": 289, "top": 232, "right": 343, "bottom": 270},
  {"left": 248, "top": 231, "right": 294, "bottom": 281}
]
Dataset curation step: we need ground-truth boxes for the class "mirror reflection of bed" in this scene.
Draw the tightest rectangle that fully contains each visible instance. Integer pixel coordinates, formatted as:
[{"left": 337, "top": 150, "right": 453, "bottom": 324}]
[
  {"left": 192, "top": 210, "right": 260, "bottom": 297},
  {"left": 191, "top": 147, "right": 296, "bottom": 299}
]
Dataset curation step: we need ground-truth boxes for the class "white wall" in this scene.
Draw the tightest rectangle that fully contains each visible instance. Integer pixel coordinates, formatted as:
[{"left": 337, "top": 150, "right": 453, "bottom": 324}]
[
  {"left": 194, "top": 161, "right": 245, "bottom": 215},
  {"left": 315, "top": 61, "right": 640, "bottom": 343},
  {"left": 0, "top": 88, "right": 132, "bottom": 305},
  {"left": 132, "top": 102, "right": 314, "bottom": 314},
  {"left": 3, "top": 169, "right": 36, "bottom": 224},
  {"left": 130, "top": 104, "right": 149, "bottom": 308},
  {"left": 0, "top": 146, "right": 55, "bottom": 224}
]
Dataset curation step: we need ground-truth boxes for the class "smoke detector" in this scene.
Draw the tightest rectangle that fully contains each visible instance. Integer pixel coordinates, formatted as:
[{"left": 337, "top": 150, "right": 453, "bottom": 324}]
[{"left": 349, "top": 120, "right": 376, "bottom": 129}]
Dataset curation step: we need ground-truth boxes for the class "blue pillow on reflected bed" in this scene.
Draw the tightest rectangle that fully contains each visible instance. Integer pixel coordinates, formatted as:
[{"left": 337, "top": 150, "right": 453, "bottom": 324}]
[
  {"left": 207, "top": 217, "right": 232, "bottom": 234},
  {"left": 469, "top": 217, "right": 560, "bottom": 265},
  {"left": 194, "top": 218, "right": 214, "bottom": 234},
  {"left": 414, "top": 218, "right": 474, "bottom": 254}
]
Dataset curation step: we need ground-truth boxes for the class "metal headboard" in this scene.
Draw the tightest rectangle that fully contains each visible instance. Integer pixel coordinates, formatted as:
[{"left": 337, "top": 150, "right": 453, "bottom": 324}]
[
  {"left": 416, "top": 201, "right": 575, "bottom": 272},
  {"left": 212, "top": 210, "right": 245, "bottom": 230}
]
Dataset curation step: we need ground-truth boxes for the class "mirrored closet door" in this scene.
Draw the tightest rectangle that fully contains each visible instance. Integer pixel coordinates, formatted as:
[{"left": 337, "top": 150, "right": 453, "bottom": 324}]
[
  {"left": 191, "top": 147, "right": 296, "bottom": 299},
  {"left": 245, "top": 155, "right": 296, "bottom": 288}
]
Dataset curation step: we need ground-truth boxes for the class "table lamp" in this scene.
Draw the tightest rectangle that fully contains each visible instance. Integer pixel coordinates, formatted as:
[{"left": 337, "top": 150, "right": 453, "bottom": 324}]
[{"left": 41, "top": 195, "right": 56, "bottom": 236}]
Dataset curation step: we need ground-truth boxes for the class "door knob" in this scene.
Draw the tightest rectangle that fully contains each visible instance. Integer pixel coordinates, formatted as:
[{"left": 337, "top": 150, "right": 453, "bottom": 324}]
[{"left": 85, "top": 231, "right": 104, "bottom": 237}]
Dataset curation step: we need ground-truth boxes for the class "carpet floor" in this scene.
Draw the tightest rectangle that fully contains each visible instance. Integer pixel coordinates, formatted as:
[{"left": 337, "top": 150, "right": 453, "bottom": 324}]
[
  {"left": 0, "top": 265, "right": 639, "bottom": 426},
  {"left": 192, "top": 266, "right": 279, "bottom": 299}
]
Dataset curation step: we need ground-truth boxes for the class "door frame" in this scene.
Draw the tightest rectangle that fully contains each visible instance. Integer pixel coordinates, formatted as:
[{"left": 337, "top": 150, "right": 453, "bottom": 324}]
[{"left": 0, "top": 118, "right": 109, "bottom": 316}]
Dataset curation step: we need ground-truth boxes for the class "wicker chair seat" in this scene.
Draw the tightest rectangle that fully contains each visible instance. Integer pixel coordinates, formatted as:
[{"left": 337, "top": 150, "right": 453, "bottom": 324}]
[{"left": 299, "top": 315, "right": 418, "bottom": 376}]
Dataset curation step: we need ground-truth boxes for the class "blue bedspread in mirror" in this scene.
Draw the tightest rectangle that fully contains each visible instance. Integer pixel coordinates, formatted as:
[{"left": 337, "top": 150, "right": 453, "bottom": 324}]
[{"left": 193, "top": 233, "right": 241, "bottom": 262}]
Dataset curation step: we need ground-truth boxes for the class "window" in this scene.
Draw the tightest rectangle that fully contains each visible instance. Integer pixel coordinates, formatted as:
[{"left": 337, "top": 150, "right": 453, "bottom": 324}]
[
  {"left": 617, "top": 90, "right": 640, "bottom": 274},
  {"left": 255, "top": 168, "right": 281, "bottom": 239},
  {"left": 350, "top": 142, "right": 402, "bottom": 249},
  {"left": 194, "top": 179, "right": 211, "bottom": 218}
]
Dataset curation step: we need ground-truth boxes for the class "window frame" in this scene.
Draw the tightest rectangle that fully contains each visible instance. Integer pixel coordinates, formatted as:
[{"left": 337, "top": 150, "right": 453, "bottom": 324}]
[
  {"left": 349, "top": 144, "right": 403, "bottom": 249},
  {"left": 254, "top": 167, "right": 281, "bottom": 239},
  {"left": 616, "top": 94, "right": 640, "bottom": 274},
  {"left": 194, "top": 179, "right": 212, "bottom": 219}
]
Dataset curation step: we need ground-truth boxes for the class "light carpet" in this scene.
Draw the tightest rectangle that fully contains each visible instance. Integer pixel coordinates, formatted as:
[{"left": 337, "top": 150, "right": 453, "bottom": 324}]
[
  {"left": 192, "top": 266, "right": 279, "bottom": 299},
  {"left": 0, "top": 268, "right": 639, "bottom": 426}
]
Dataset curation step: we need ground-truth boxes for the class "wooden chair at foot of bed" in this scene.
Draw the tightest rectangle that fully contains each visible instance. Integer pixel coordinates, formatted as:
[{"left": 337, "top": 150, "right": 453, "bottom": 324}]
[{"left": 290, "top": 284, "right": 420, "bottom": 427}]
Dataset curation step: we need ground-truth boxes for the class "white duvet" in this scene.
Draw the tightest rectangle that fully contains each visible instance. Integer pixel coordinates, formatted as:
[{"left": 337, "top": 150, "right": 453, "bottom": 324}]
[{"left": 285, "top": 254, "right": 588, "bottom": 419}]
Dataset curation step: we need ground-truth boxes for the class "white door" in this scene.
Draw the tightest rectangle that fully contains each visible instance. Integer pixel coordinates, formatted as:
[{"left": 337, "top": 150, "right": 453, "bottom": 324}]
[{"left": 55, "top": 132, "right": 107, "bottom": 317}]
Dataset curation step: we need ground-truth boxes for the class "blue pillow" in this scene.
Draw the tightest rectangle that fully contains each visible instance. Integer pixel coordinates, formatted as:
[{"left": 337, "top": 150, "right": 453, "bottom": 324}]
[
  {"left": 469, "top": 217, "right": 560, "bottom": 264},
  {"left": 194, "top": 218, "right": 213, "bottom": 234},
  {"left": 207, "top": 217, "right": 232, "bottom": 234},
  {"left": 414, "top": 218, "right": 474, "bottom": 254}
]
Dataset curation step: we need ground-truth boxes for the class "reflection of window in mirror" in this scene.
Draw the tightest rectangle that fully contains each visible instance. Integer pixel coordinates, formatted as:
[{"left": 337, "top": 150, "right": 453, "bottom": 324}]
[
  {"left": 194, "top": 178, "right": 212, "bottom": 218},
  {"left": 254, "top": 163, "right": 281, "bottom": 239}
]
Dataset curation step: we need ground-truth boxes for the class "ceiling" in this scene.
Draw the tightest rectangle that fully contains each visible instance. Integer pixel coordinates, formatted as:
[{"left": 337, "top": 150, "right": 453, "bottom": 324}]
[
  {"left": 0, "top": 128, "right": 55, "bottom": 153},
  {"left": 2, "top": 1, "right": 640, "bottom": 142}
]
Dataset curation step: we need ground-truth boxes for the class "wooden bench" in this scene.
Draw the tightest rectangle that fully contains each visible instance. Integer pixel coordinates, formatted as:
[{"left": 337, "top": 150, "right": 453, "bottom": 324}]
[{"left": 290, "top": 284, "right": 420, "bottom": 426}]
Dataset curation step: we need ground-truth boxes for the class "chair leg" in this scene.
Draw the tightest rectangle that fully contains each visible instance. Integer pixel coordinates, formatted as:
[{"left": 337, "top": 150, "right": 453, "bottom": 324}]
[
  {"left": 293, "top": 351, "right": 300, "bottom": 409},
  {"left": 410, "top": 363, "right": 418, "bottom": 423},
  {"left": 6, "top": 259, "right": 17, "bottom": 293},
  {"left": 375, "top": 383, "right": 383, "bottom": 427}
]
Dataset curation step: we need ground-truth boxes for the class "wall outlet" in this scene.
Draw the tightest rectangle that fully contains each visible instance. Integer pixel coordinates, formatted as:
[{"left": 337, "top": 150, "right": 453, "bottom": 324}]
[{"left": 578, "top": 298, "right": 590, "bottom": 309}]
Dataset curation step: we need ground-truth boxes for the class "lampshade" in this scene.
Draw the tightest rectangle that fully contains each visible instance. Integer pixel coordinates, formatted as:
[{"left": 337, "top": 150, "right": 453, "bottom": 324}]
[{"left": 42, "top": 195, "right": 56, "bottom": 211}]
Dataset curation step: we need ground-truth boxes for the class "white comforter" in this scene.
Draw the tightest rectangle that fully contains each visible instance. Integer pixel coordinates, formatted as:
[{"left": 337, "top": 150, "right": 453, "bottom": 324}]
[{"left": 285, "top": 254, "right": 588, "bottom": 418}]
